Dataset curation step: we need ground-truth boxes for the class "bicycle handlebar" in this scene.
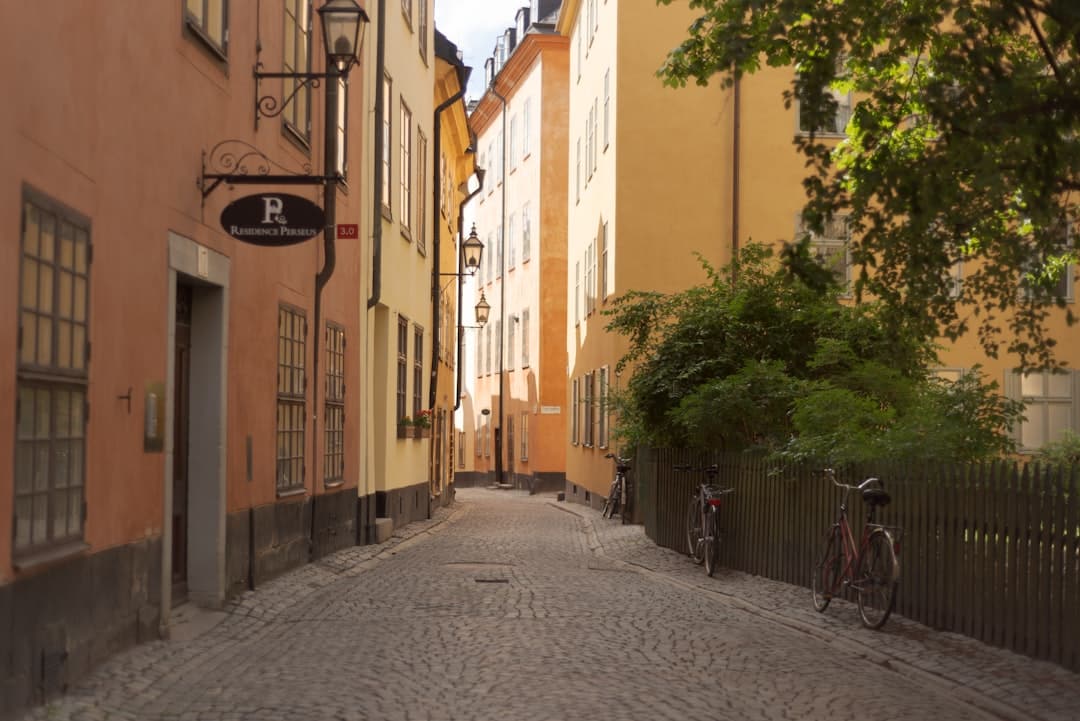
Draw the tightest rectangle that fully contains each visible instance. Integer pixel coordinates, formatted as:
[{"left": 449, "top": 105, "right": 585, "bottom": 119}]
[
  {"left": 822, "top": 468, "right": 882, "bottom": 493},
  {"left": 606, "top": 452, "right": 632, "bottom": 465}
]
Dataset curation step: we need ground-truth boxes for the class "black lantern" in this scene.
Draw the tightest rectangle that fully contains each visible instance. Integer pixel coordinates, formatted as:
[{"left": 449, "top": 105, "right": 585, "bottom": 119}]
[
  {"left": 319, "top": 0, "right": 370, "bottom": 70},
  {"left": 462, "top": 225, "right": 484, "bottom": 275},
  {"left": 475, "top": 292, "right": 491, "bottom": 326}
]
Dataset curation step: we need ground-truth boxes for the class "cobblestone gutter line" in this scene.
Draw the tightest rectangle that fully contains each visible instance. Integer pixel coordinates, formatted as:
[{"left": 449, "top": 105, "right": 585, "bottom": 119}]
[{"left": 550, "top": 498, "right": 1080, "bottom": 721}]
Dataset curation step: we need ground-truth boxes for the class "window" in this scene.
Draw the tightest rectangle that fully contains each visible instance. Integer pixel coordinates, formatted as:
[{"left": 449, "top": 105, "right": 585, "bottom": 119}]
[
  {"left": 496, "top": 130, "right": 504, "bottom": 184},
  {"left": 586, "top": 110, "right": 593, "bottom": 182},
  {"left": 277, "top": 306, "right": 306, "bottom": 493},
  {"left": 416, "top": 130, "right": 427, "bottom": 253},
  {"left": 283, "top": 0, "right": 312, "bottom": 142},
  {"left": 800, "top": 215, "right": 851, "bottom": 291},
  {"left": 508, "top": 315, "right": 516, "bottom": 371},
  {"left": 324, "top": 323, "right": 345, "bottom": 485},
  {"left": 476, "top": 417, "right": 483, "bottom": 457},
  {"left": 509, "top": 115, "right": 518, "bottom": 171},
  {"left": 495, "top": 320, "right": 502, "bottom": 373},
  {"left": 592, "top": 98, "right": 599, "bottom": 172},
  {"left": 413, "top": 325, "right": 423, "bottom": 420},
  {"left": 1023, "top": 223, "right": 1074, "bottom": 301},
  {"left": 575, "top": 138, "right": 581, "bottom": 202},
  {"left": 522, "top": 98, "right": 532, "bottom": 157},
  {"left": 797, "top": 60, "right": 852, "bottom": 135},
  {"left": 1007, "top": 369, "right": 1079, "bottom": 452},
  {"left": 583, "top": 372, "right": 594, "bottom": 447},
  {"left": 599, "top": 366, "right": 609, "bottom": 448},
  {"left": 335, "top": 77, "right": 348, "bottom": 178},
  {"left": 585, "top": 241, "right": 595, "bottom": 314},
  {"left": 520, "top": 412, "right": 529, "bottom": 461},
  {"left": 185, "top": 0, "right": 228, "bottom": 56},
  {"left": 397, "top": 316, "right": 408, "bottom": 424},
  {"left": 14, "top": 196, "right": 91, "bottom": 556},
  {"left": 458, "top": 431, "right": 466, "bottom": 468},
  {"left": 576, "top": 26, "right": 582, "bottom": 81},
  {"left": 571, "top": 378, "right": 580, "bottom": 445},
  {"left": 400, "top": 101, "right": 413, "bottom": 232},
  {"left": 382, "top": 74, "right": 393, "bottom": 216},
  {"left": 485, "top": 324, "right": 492, "bottom": 375},
  {"left": 603, "top": 69, "right": 610, "bottom": 148},
  {"left": 600, "top": 221, "right": 608, "bottom": 300},
  {"left": 418, "top": 0, "right": 428, "bottom": 60},
  {"left": 521, "top": 202, "right": 531, "bottom": 262},
  {"left": 521, "top": 308, "right": 530, "bottom": 368},
  {"left": 574, "top": 260, "right": 581, "bottom": 324},
  {"left": 496, "top": 225, "right": 503, "bottom": 279},
  {"left": 507, "top": 213, "right": 516, "bottom": 269}
]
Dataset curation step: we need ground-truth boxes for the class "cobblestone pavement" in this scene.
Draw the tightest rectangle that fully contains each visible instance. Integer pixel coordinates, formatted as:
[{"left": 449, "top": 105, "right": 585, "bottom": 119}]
[{"left": 20, "top": 489, "right": 1080, "bottom": 721}]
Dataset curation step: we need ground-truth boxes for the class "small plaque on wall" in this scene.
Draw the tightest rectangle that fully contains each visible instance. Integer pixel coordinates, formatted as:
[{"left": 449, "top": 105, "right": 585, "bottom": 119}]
[{"left": 144, "top": 381, "right": 165, "bottom": 452}]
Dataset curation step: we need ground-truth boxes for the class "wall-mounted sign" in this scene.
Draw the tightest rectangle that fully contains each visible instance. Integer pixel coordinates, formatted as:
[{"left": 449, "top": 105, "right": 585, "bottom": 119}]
[
  {"left": 337, "top": 223, "right": 359, "bottom": 239},
  {"left": 540, "top": 406, "right": 561, "bottom": 415},
  {"left": 220, "top": 193, "right": 325, "bottom": 246}
]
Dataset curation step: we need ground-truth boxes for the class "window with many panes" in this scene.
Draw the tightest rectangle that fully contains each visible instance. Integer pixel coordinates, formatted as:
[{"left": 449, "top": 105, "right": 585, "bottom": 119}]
[
  {"left": 413, "top": 325, "right": 423, "bottom": 420},
  {"left": 603, "top": 69, "right": 610, "bottom": 148},
  {"left": 797, "top": 57, "right": 852, "bottom": 136},
  {"left": 283, "top": 0, "right": 312, "bottom": 143},
  {"left": 799, "top": 215, "right": 851, "bottom": 291},
  {"left": 598, "top": 366, "right": 609, "bottom": 448},
  {"left": 571, "top": 378, "right": 580, "bottom": 445},
  {"left": 14, "top": 195, "right": 91, "bottom": 556},
  {"left": 1007, "top": 369, "right": 1080, "bottom": 452},
  {"left": 583, "top": 372, "right": 594, "bottom": 446},
  {"left": 522, "top": 98, "right": 532, "bottom": 157},
  {"left": 521, "top": 308, "right": 530, "bottom": 368},
  {"left": 521, "top": 202, "right": 531, "bottom": 262},
  {"left": 382, "top": 74, "right": 393, "bottom": 216},
  {"left": 600, "top": 221, "right": 608, "bottom": 301},
  {"left": 417, "top": 130, "right": 428, "bottom": 254},
  {"left": 418, "top": 0, "right": 428, "bottom": 60},
  {"left": 520, "top": 412, "right": 529, "bottom": 461},
  {"left": 507, "top": 213, "right": 516, "bottom": 269},
  {"left": 277, "top": 306, "right": 306, "bottom": 493},
  {"left": 397, "top": 316, "right": 408, "bottom": 424},
  {"left": 508, "top": 315, "right": 516, "bottom": 371},
  {"left": 324, "top": 323, "right": 345, "bottom": 485},
  {"left": 184, "top": 0, "right": 228, "bottom": 57},
  {"left": 400, "top": 101, "right": 413, "bottom": 232}
]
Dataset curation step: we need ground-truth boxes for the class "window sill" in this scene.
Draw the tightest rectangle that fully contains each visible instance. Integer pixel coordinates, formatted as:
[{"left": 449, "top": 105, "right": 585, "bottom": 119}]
[
  {"left": 324, "top": 480, "right": 345, "bottom": 490},
  {"left": 381, "top": 205, "right": 393, "bottom": 222},
  {"left": 401, "top": 226, "right": 413, "bottom": 243},
  {"left": 277, "top": 487, "right": 307, "bottom": 499},
  {"left": 282, "top": 123, "right": 313, "bottom": 155},
  {"left": 13, "top": 541, "right": 90, "bottom": 572}
]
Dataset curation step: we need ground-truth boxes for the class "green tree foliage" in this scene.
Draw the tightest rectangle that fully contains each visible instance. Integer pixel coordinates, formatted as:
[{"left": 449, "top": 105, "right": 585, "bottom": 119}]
[
  {"left": 657, "top": 0, "right": 1080, "bottom": 369},
  {"left": 605, "top": 246, "right": 1023, "bottom": 464}
]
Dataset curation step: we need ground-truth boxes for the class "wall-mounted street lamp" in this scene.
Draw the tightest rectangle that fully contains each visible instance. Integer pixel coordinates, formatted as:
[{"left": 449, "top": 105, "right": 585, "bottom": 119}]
[
  {"left": 473, "top": 292, "right": 491, "bottom": 327},
  {"left": 440, "top": 224, "right": 485, "bottom": 279}
]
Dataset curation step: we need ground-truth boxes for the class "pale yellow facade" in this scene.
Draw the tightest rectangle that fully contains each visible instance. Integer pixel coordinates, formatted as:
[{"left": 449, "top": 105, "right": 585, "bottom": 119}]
[{"left": 360, "top": 0, "right": 438, "bottom": 526}]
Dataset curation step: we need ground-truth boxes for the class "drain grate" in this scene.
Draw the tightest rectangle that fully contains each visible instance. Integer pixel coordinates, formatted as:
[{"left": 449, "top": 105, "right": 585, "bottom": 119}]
[{"left": 474, "top": 578, "right": 510, "bottom": 584}]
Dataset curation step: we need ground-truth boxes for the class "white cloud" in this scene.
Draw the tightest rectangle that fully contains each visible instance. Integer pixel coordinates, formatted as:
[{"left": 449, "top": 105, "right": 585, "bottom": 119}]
[{"left": 434, "top": 0, "right": 533, "bottom": 101}]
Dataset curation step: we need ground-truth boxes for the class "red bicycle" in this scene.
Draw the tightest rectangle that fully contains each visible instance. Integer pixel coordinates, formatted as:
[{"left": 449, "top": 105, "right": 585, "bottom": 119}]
[{"left": 811, "top": 468, "right": 901, "bottom": 629}]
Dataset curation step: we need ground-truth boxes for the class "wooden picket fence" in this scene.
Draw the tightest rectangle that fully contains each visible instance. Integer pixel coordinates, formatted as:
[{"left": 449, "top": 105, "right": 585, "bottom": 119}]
[{"left": 635, "top": 447, "right": 1080, "bottom": 671}]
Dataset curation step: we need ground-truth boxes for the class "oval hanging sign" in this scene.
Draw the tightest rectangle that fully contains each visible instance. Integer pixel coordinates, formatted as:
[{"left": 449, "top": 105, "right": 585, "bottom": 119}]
[{"left": 220, "top": 193, "right": 325, "bottom": 246}]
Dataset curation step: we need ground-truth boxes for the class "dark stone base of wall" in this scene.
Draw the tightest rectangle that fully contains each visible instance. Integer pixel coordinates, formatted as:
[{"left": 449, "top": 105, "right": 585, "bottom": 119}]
[
  {"left": 452, "top": 471, "right": 487, "bottom": 488},
  {"left": 529, "top": 472, "right": 565, "bottom": 495},
  {"left": 0, "top": 539, "right": 162, "bottom": 721},
  {"left": 564, "top": 479, "right": 604, "bottom": 511},
  {"left": 433, "top": 485, "right": 455, "bottom": 508},
  {"left": 375, "top": 481, "right": 431, "bottom": 529}
]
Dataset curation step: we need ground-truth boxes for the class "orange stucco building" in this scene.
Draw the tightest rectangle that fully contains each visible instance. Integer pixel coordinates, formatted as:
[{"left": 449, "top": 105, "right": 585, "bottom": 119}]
[{"left": 464, "top": 1, "right": 570, "bottom": 491}]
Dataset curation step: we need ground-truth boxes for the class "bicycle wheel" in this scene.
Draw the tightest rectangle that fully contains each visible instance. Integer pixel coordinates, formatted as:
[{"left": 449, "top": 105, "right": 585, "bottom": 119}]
[
  {"left": 857, "top": 530, "right": 898, "bottom": 629},
  {"left": 619, "top": 476, "right": 631, "bottom": 525},
  {"left": 704, "top": 512, "right": 722, "bottom": 577},
  {"left": 811, "top": 527, "right": 843, "bottom": 612},
  {"left": 685, "top": 495, "right": 704, "bottom": 564},
  {"left": 601, "top": 478, "right": 619, "bottom": 519}
]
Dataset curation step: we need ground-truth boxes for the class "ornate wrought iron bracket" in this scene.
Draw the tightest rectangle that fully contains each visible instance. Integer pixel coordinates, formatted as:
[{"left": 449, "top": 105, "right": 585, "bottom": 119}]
[
  {"left": 198, "top": 139, "right": 340, "bottom": 205},
  {"left": 254, "top": 64, "right": 337, "bottom": 127}
]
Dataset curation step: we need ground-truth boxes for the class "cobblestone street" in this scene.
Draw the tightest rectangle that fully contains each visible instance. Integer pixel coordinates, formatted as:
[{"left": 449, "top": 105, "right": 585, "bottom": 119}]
[{"left": 21, "top": 489, "right": 1080, "bottom": 721}]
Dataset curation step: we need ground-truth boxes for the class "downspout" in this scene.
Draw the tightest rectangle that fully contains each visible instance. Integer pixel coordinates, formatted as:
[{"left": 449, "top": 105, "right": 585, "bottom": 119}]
[
  {"left": 367, "top": 0, "right": 387, "bottom": 309},
  {"left": 731, "top": 74, "right": 741, "bottom": 284},
  {"left": 429, "top": 81, "right": 468, "bottom": 409},
  {"left": 455, "top": 169, "right": 484, "bottom": 411}
]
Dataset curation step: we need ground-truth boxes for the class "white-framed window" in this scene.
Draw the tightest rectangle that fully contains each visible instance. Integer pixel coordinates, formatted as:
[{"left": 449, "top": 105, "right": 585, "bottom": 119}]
[
  {"left": 799, "top": 214, "right": 851, "bottom": 292},
  {"left": 508, "top": 213, "right": 516, "bottom": 269},
  {"left": 592, "top": 97, "right": 599, "bottom": 172},
  {"left": 521, "top": 308, "right": 530, "bottom": 368},
  {"left": 381, "top": 74, "right": 393, "bottom": 216},
  {"left": 496, "top": 224, "right": 503, "bottom": 279},
  {"left": 600, "top": 221, "right": 608, "bottom": 301},
  {"left": 399, "top": 101, "right": 413, "bottom": 232},
  {"left": 599, "top": 366, "right": 609, "bottom": 448},
  {"left": 521, "top": 202, "right": 531, "bottom": 262},
  {"left": 571, "top": 377, "right": 579, "bottom": 445},
  {"left": 520, "top": 412, "right": 529, "bottom": 462},
  {"left": 283, "top": 0, "right": 313, "bottom": 142},
  {"left": 586, "top": 110, "right": 593, "bottom": 181},
  {"left": 508, "top": 314, "right": 516, "bottom": 371},
  {"left": 797, "top": 58, "right": 852, "bottom": 136},
  {"left": 416, "top": 130, "right": 427, "bottom": 253},
  {"left": 1006, "top": 369, "right": 1080, "bottom": 453},
  {"left": 603, "top": 69, "right": 610, "bottom": 149},
  {"left": 522, "top": 98, "right": 532, "bottom": 157},
  {"left": 574, "top": 260, "right": 581, "bottom": 324},
  {"left": 509, "top": 114, "right": 518, "bottom": 171},
  {"left": 184, "top": 0, "right": 229, "bottom": 56},
  {"left": 583, "top": 372, "right": 594, "bottom": 447},
  {"left": 575, "top": 138, "right": 581, "bottom": 202},
  {"left": 496, "top": 130, "right": 504, "bottom": 184}
]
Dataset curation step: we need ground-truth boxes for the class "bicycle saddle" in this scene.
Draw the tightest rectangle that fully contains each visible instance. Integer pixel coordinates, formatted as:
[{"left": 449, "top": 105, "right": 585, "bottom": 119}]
[{"left": 862, "top": 487, "right": 891, "bottom": 507}]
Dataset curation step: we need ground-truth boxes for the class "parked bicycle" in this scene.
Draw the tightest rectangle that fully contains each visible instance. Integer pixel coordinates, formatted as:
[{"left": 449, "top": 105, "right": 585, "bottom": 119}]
[
  {"left": 811, "top": 468, "right": 901, "bottom": 629},
  {"left": 600, "top": 453, "right": 632, "bottom": 524},
  {"left": 676, "top": 463, "right": 735, "bottom": 577}
]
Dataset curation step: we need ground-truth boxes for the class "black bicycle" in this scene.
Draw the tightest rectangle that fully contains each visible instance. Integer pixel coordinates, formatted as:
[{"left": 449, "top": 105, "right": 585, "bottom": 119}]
[
  {"left": 675, "top": 463, "right": 735, "bottom": 577},
  {"left": 600, "top": 453, "right": 632, "bottom": 523}
]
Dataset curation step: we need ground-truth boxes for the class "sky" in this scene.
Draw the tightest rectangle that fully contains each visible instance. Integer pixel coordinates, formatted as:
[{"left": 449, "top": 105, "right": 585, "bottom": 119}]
[{"left": 434, "top": 0, "right": 533, "bottom": 102}]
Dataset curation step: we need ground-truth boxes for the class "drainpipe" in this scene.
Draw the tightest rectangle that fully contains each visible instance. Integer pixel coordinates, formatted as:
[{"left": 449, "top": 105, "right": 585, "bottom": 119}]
[
  {"left": 367, "top": 0, "right": 387, "bottom": 309},
  {"left": 429, "top": 81, "right": 468, "bottom": 409},
  {"left": 455, "top": 169, "right": 484, "bottom": 411},
  {"left": 731, "top": 74, "right": 741, "bottom": 284},
  {"left": 489, "top": 84, "right": 508, "bottom": 486}
]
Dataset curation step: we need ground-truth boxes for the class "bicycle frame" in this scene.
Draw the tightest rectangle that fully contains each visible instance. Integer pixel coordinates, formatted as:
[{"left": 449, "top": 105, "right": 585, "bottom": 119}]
[{"left": 821, "top": 470, "right": 898, "bottom": 595}]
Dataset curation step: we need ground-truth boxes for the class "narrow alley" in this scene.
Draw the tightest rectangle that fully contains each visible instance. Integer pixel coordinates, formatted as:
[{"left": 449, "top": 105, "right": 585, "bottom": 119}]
[{"left": 20, "top": 490, "right": 1080, "bottom": 721}]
